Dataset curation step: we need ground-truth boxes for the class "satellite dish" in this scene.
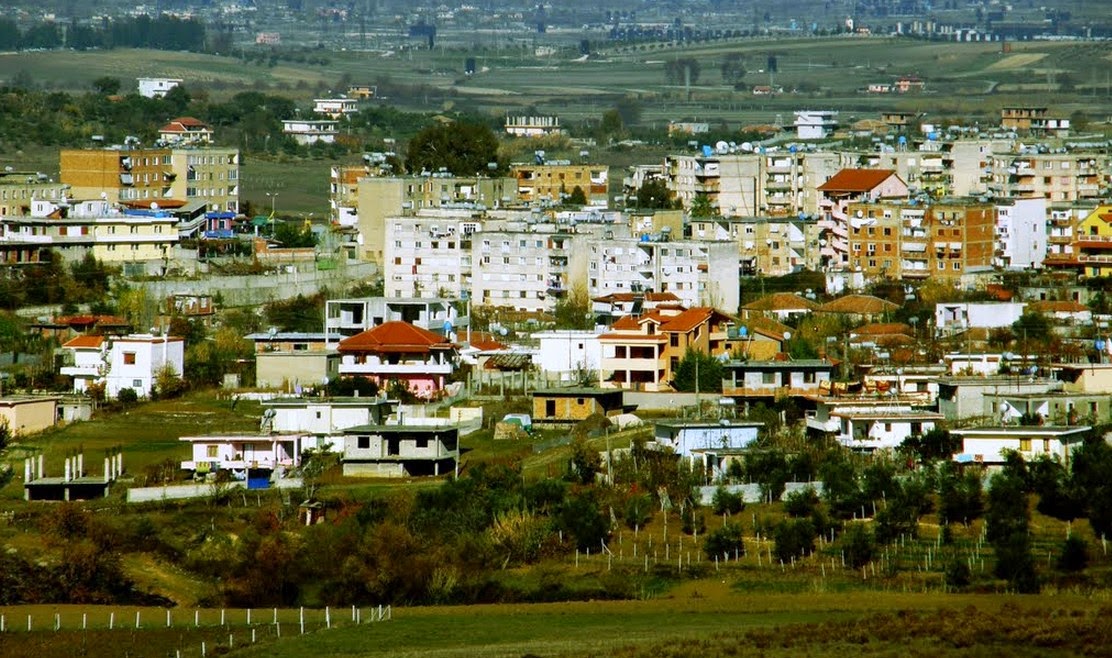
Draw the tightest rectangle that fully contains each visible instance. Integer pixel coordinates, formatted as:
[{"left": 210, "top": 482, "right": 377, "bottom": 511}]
[
  {"left": 740, "top": 142, "right": 753, "bottom": 152},
  {"left": 150, "top": 202, "right": 159, "bottom": 210},
  {"left": 783, "top": 331, "right": 792, "bottom": 341},
  {"left": 715, "top": 140, "right": 729, "bottom": 154},
  {"left": 268, "top": 327, "right": 279, "bottom": 338}
]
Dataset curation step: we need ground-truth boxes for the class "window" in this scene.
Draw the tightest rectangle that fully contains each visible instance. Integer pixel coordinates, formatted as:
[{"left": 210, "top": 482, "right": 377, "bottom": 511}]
[
  {"left": 1020, "top": 438, "right": 1031, "bottom": 452},
  {"left": 545, "top": 400, "right": 556, "bottom": 416},
  {"left": 357, "top": 436, "right": 370, "bottom": 449},
  {"left": 132, "top": 379, "right": 142, "bottom": 388},
  {"left": 123, "top": 352, "right": 136, "bottom": 365},
  {"left": 884, "top": 423, "right": 892, "bottom": 432},
  {"left": 207, "top": 445, "right": 219, "bottom": 458},
  {"left": 415, "top": 438, "right": 429, "bottom": 449},
  {"left": 761, "top": 372, "right": 776, "bottom": 385}
]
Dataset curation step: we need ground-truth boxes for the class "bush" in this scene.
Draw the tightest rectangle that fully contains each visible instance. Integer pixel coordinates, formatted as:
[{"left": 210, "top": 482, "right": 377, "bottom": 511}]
[
  {"left": 116, "top": 387, "right": 139, "bottom": 406},
  {"left": 711, "top": 486, "right": 745, "bottom": 516},
  {"left": 1057, "top": 536, "right": 1088, "bottom": 572},
  {"left": 773, "top": 518, "right": 815, "bottom": 563},
  {"left": 944, "top": 557, "right": 972, "bottom": 590},
  {"left": 703, "top": 522, "right": 745, "bottom": 560},
  {"left": 783, "top": 486, "right": 820, "bottom": 517},
  {"left": 681, "top": 506, "right": 706, "bottom": 535},
  {"left": 623, "top": 493, "right": 653, "bottom": 529},
  {"left": 842, "top": 522, "right": 875, "bottom": 569}
]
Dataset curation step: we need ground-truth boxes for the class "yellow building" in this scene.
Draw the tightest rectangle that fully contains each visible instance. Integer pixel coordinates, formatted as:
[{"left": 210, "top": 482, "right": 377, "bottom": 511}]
[
  {"left": 170, "top": 146, "right": 240, "bottom": 213},
  {"left": 1062, "top": 204, "right": 1112, "bottom": 277},
  {"left": 61, "top": 148, "right": 173, "bottom": 205},
  {"left": 0, "top": 396, "right": 60, "bottom": 436},
  {"left": 510, "top": 163, "right": 609, "bottom": 206}
]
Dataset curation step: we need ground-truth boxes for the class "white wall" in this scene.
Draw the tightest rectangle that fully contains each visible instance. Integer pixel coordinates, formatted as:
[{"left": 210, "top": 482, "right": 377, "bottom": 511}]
[{"left": 535, "top": 331, "right": 602, "bottom": 379}]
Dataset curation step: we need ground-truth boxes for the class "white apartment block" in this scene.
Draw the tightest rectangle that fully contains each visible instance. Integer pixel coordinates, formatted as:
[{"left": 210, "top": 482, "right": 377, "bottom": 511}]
[
  {"left": 137, "top": 77, "right": 182, "bottom": 98},
  {"left": 586, "top": 236, "right": 739, "bottom": 313},
  {"left": 994, "top": 197, "right": 1047, "bottom": 270}
]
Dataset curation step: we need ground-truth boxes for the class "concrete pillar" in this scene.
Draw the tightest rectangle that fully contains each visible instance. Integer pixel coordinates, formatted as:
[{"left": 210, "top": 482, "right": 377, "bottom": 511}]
[
  {"left": 37, "top": 454, "right": 44, "bottom": 479},
  {"left": 64, "top": 457, "right": 71, "bottom": 482},
  {"left": 104, "top": 457, "right": 111, "bottom": 483},
  {"left": 77, "top": 453, "right": 84, "bottom": 478},
  {"left": 116, "top": 452, "right": 123, "bottom": 477},
  {"left": 24, "top": 458, "right": 31, "bottom": 482}
]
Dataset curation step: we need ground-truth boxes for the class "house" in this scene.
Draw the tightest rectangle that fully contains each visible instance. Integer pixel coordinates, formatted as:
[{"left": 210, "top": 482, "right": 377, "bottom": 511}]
[
  {"left": 729, "top": 316, "right": 789, "bottom": 361},
  {"left": 794, "top": 110, "right": 839, "bottom": 139},
  {"left": 818, "top": 294, "right": 899, "bottom": 322},
  {"left": 652, "top": 420, "right": 763, "bottom": 477},
  {"left": 1054, "top": 363, "right": 1112, "bottom": 394},
  {"left": 720, "top": 359, "right": 834, "bottom": 399},
  {"left": 342, "top": 424, "right": 458, "bottom": 477},
  {"left": 599, "top": 306, "right": 740, "bottom": 392},
  {"left": 739, "top": 292, "right": 819, "bottom": 322},
  {"left": 935, "top": 302, "right": 1026, "bottom": 336},
  {"left": 806, "top": 396, "right": 942, "bottom": 451},
  {"left": 347, "top": 84, "right": 377, "bottom": 99},
  {"left": 532, "top": 387, "right": 626, "bottom": 428},
  {"left": 982, "top": 390, "right": 1111, "bottom": 426},
  {"left": 60, "top": 333, "right": 185, "bottom": 398},
  {"left": 0, "top": 395, "right": 60, "bottom": 436},
  {"left": 532, "top": 330, "right": 602, "bottom": 382},
  {"left": 952, "top": 426, "right": 1091, "bottom": 468},
  {"left": 180, "top": 434, "right": 304, "bottom": 480},
  {"left": 324, "top": 296, "right": 462, "bottom": 348},
  {"left": 282, "top": 119, "right": 339, "bottom": 145},
  {"left": 336, "top": 321, "right": 457, "bottom": 399},
  {"left": 313, "top": 98, "right": 358, "bottom": 119},
  {"left": 816, "top": 169, "right": 909, "bottom": 271},
  {"left": 137, "top": 77, "right": 182, "bottom": 98},
  {"left": 1025, "top": 300, "right": 1092, "bottom": 324},
  {"left": 261, "top": 396, "right": 396, "bottom": 452},
  {"left": 592, "top": 291, "right": 682, "bottom": 326},
  {"left": 504, "top": 116, "right": 562, "bottom": 138},
  {"left": 158, "top": 117, "right": 213, "bottom": 145},
  {"left": 934, "top": 376, "right": 1059, "bottom": 421},
  {"left": 246, "top": 332, "right": 339, "bottom": 390}
]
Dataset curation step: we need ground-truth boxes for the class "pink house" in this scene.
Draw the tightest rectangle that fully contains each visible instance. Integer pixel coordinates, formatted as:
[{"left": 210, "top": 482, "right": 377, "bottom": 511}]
[{"left": 337, "top": 321, "right": 457, "bottom": 398}]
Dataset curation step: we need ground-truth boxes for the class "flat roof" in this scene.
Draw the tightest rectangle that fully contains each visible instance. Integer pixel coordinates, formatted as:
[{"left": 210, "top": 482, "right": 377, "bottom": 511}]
[
  {"left": 533, "top": 387, "right": 622, "bottom": 396},
  {"left": 179, "top": 434, "right": 304, "bottom": 442},
  {"left": 724, "top": 359, "right": 833, "bottom": 369},
  {"left": 952, "top": 425, "right": 1091, "bottom": 436},
  {"left": 832, "top": 411, "right": 944, "bottom": 421},
  {"left": 655, "top": 420, "right": 763, "bottom": 429},
  {"left": 344, "top": 424, "right": 458, "bottom": 434}
]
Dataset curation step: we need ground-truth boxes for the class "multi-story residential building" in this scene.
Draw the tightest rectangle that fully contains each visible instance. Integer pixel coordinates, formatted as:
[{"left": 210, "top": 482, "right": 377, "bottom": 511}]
[
  {"left": 347, "top": 175, "right": 516, "bottom": 263},
  {"left": 60, "top": 147, "right": 173, "bottom": 205},
  {"left": 1044, "top": 204, "right": 1096, "bottom": 265},
  {"left": 0, "top": 170, "right": 69, "bottom": 217},
  {"left": 158, "top": 117, "right": 213, "bottom": 145},
  {"left": 2, "top": 200, "right": 178, "bottom": 275},
  {"left": 504, "top": 115, "right": 562, "bottom": 137},
  {"left": 795, "top": 110, "right": 839, "bottom": 139},
  {"left": 843, "top": 198, "right": 995, "bottom": 280},
  {"left": 1044, "top": 204, "right": 1112, "bottom": 277},
  {"left": 60, "top": 333, "right": 184, "bottom": 398},
  {"left": 336, "top": 321, "right": 457, "bottom": 399},
  {"left": 282, "top": 119, "right": 338, "bottom": 145},
  {"left": 1000, "top": 107, "right": 1070, "bottom": 136},
  {"left": 858, "top": 139, "right": 998, "bottom": 198},
  {"left": 986, "top": 151, "right": 1105, "bottom": 203},
  {"left": 60, "top": 146, "right": 239, "bottom": 213},
  {"left": 324, "top": 296, "right": 462, "bottom": 348},
  {"left": 816, "top": 168, "right": 909, "bottom": 271},
  {"left": 664, "top": 150, "right": 848, "bottom": 218},
  {"left": 599, "top": 306, "right": 739, "bottom": 391},
  {"left": 313, "top": 98, "right": 358, "bottom": 119},
  {"left": 994, "top": 197, "right": 1047, "bottom": 269},
  {"left": 687, "top": 215, "right": 822, "bottom": 276},
  {"left": 137, "top": 77, "right": 181, "bottom": 98},
  {"left": 510, "top": 162, "right": 609, "bottom": 206},
  {"left": 586, "top": 235, "right": 739, "bottom": 312}
]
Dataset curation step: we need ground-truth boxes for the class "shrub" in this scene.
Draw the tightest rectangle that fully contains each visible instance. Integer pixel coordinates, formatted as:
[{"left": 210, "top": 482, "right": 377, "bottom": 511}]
[
  {"left": 944, "top": 557, "right": 972, "bottom": 590},
  {"left": 1057, "top": 536, "right": 1088, "bottom": 572},
  {"left": 703, "top": 522, "right": 744, "bottom": 560},
  {"left": 783, "top": 486, "right": 820, "bottom": 517},
  {"left": 711, "top": 486, "right": 745, "bottom": 516},
  {"left": 842, "top": 522, "right": 875, "bottom": 569},
  {"left": 773, "top": 518, "right": 815, "bottom": 563},
  {"left": 681, "top": 506, "right": 706, "bottom": 535},
  {"left": 116, "top": 387, "right": 138, "bottom": 406},
  {"left": 623, "top": 493, "right": 653, "bottom": 529}
]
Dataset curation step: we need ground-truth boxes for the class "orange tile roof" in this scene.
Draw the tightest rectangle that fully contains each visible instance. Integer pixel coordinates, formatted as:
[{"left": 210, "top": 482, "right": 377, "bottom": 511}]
[
  {"left": 851, "top": 322, "right": 913, "bottom": 336},
  {"left": 819, "top": 295, "right": 899, "bottom": 315},
  {"left": 739, "top": 315, "right": 791, "bottom": 340},
  {"left": 467, "top": 330, "right": 508, "bottom": 351},
  {"left": 592, "top": 291, "right": 682, "bottom": 304},
  {"left": 160, "top": 116, "right": 210, "bottom": 132},
  {"left": 338, "top": 321, "right": 454, "bottom": 354},
  {"left": 659, "top": 307, "right": 714, "bottom": 333},
  {"left": 741, "top": 292, "right": 819, "bottom": 312},
  {"left": 818, "top": 169, "right": 899, "bottom": 193},
  {"left": 62, "top": 335, "right": 105, "bottom": 349}
]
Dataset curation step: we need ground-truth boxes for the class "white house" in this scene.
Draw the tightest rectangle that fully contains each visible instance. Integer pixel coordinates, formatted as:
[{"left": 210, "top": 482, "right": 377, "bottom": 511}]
[
  {"left": 180, "top": 433, "right": 304, "bottom": 474},
  {"left": 533, "top": 330, "right": 602, "bottom": 382},
  {"left": 794, "top": 110, "right": 839, "bottom": 139},
  {"left": 952, "top": 426, "right": 1091, "bottom": 467},
  {"left": 935, "top": 302, "right": 1026, "bottom": 336},
  {"left": 313, "top": 98, "right": 358, "bottom": 119},
  {"left": 60, "top": 333, "right": 184, "bottom": 398},
  {"left": 806, "top": 397, "right": 943, "bottom": 452},
  {"left": 282, "top": 119, "right": 339, "bottom": 145},
  {"left": 261, "top": 396, "right": 396, "bottom": 450},
  {"left": 652, "top": 420, "right": 763, "bottom": 477},
  {"left": 138, "top": 77, "right": 182, "bottom": 98}
]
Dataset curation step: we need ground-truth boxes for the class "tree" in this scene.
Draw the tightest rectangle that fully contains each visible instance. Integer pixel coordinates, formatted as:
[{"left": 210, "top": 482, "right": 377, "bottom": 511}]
[
  {"left": 92, "top": 77, "right": 121, "bottom": 95},
  {"left": 664, "top": 58, "right": 701, "bottom": 86},
  {"left": 633, "top": 179, "right": 679, "bottom": 210},
  {"left": 986, "top": 469, "right": 1039, "bottom": 592},
  {"left": 689, "top": 193, "right": 715, "bottom": 218},
  {"left": 406, "top": 121, "right": 502, "bottom": 176},
  {"left": 672, "top": 348, "right": 722, "bottom": 393},
  {"left": 901, "top": 427, "right": 960, "bottom": 464},
  {"left": 842, "top": 522, "right": 875, "bottom": 569},
  {"left": 272, "top": 221, "right": 317, "bottom": 248},
  {"left": 720, "top": 53, "right": 746, "bottom": 85},
  {"left": 704, "top": 522, "right": 744, "bottom": 560},
  {"left": 553, "top": 286, "right": 593, "bottom": 330},
  {"left": 565, "top": 186, "right": 588, "bottom": 206},
  {"left": 1012, "top": 311, "right": 1051, "bottom": 353}
]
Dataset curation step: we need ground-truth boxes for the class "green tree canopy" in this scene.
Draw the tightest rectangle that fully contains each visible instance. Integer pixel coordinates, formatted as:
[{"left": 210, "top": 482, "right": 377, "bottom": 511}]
[
  {"left": 634, "top": 179, "right": 680, "bottom": 210},
  {"left": 672, "top": 348, "right": 722, "bottom": 393},
  {"left": 406, "top": 121, "right": 503, "bottom": 177}
]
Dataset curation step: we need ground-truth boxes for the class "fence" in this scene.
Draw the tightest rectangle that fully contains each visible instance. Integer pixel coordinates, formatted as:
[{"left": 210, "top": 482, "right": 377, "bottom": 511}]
[
  {"left": 125, "top": 478, "right": 304, "bottom": 504},
  {"left": 0, "top": 605, "right": 392, "bottom": 658}
]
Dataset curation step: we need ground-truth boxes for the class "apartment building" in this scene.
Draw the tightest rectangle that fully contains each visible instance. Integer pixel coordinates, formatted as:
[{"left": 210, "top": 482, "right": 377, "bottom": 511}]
[
  {"left": 510, "top": 162, "right": 609, "bottom": 206},
  {"left": 1044, "top": 204, "right": 1112, "bottom": 277},
  {"left": 858, "top": 139, "right": 998, "bottom": 198},
  {"left": 586, "top": 234, "right": 739, "bottom": 312},
  {"left": 60, "top": 146, "right": 239, "bottom": 213},
  {"left": 687, "top": 215, "right": 822, "bottom": 276},
  {"left": 313, "top": 98, "right": 358, "bottom": 119},
  {"left": 843, "top": 199, "right": 995, "bottom": 280},
  {"left": 664, "top": 150, "right": 847, "bottom": 218},
  {"left": 816, "top": 168, "right": 910, "bottom": 271},
  {"left": 794, "top": 110, "right": 839, "bottom": 139},
  {"left": 1000, "top": 107, "right": 1070, "bottom": 136},
  {"left": 383, "top": 211, "right": 481, "bottom": 302},
  {"left": 994, "top": 197, "right": 1047, "bottom": 270},
  {"left": 324, "top": 297, "right": 461, "bottom": 348},
  {"left": 0, "top": 170, "right": 69, "bottom": 217},
  {"left": 986, "top": 151, "right": 1105, "bottom": 203}
]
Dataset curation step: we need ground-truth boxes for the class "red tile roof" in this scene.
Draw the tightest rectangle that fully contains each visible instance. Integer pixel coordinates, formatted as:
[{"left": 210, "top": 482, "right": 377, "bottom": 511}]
[
  {"left": 467, "top": 330, "right": 508, "bottom": 351},
  {"left": 659, "top": 307, "right": 714, "bottom": 333},
  {"left": 741, "top": 292, "right": 819, "bottom": 312},
  {"left": 818, "top": 169, "right": 899, "bottom": 193},
  {"left": 851, "top": 322, "right": 913, "bottom": 337},
  {"left": 159, "top": 116, "right": 210, "bottom": 132},
  {"left": 592, "top": 291, "right": 682, "bottom": 304},
  {"left": 739, "top": 315, "right": 792, "bottom": 340},
  {"left": 1027, "top": 300, "right": 1089, "bottom": 314},
  {"left": 338, "top": 321, "right": 454, "bottom": 354},
  {"left": 62, "top": 335, "right": 105, "bottom": 349}
]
